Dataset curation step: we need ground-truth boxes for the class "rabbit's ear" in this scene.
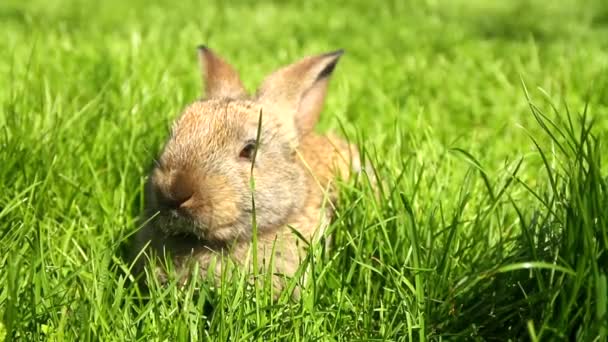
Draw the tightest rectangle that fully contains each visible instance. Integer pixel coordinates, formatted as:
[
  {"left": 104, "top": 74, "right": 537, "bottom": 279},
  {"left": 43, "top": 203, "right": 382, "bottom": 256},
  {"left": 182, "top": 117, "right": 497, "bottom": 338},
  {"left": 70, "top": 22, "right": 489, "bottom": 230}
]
[
  {"left": 198, "top": 46, "right": 247, "bottom": 99},
  {"left": 256, "top": 50, "right": 343, "bottom": 135}
]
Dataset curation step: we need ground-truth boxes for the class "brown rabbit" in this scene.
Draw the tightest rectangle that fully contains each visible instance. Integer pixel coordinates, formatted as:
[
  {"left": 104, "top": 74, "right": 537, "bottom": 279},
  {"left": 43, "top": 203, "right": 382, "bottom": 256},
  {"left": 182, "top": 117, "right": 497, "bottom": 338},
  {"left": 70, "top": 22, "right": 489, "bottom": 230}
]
[{"left": 133, "top": 46, "right": 362, "bottom": 296}]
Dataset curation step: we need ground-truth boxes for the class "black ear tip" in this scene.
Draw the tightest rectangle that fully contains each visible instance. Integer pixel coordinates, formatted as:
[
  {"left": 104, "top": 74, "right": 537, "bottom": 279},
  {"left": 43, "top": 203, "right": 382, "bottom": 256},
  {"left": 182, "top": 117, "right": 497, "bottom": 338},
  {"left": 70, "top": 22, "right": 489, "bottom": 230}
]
[
  {"left": 324, "top": 49, "right": 345, "bottom": 58},
  {"left": 318, "top": 60, "right": 340, "bottom": 80},
  {"left": 197, "top": 44, "right": 209, "bottom": 52},
  {"left": 315, "top": 49, "right": 344, "bottom": 79}
]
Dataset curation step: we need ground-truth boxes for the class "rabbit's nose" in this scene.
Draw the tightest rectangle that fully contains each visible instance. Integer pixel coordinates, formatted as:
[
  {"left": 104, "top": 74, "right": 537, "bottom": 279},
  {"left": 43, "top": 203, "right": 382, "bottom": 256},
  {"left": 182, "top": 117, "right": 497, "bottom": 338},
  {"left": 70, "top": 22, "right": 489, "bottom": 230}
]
[{"left": 155, "top": 170, "right": 196, "bottom": 210}]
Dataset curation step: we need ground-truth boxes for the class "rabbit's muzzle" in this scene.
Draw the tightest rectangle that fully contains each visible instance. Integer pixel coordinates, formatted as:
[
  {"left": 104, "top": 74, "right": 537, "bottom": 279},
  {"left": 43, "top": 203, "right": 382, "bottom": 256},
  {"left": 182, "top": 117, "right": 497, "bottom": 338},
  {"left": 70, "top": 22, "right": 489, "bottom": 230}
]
[{"left": 148, "top": 167, "right": 244, "bottom": 242}]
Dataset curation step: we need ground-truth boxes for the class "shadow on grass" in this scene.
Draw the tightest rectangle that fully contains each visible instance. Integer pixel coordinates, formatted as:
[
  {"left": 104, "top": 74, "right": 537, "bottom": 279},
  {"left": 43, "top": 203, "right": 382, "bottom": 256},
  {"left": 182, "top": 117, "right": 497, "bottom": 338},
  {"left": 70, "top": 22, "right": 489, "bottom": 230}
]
[{"left": 432, "top": 93, "right": 608, "bottom": 339}]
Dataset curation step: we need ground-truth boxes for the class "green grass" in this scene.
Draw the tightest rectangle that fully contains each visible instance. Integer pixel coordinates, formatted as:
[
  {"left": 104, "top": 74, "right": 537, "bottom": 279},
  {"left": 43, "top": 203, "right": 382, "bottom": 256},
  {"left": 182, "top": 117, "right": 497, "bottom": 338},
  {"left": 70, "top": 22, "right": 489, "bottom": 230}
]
[{"left": 1, "top": 0, "right": 608, "bottom": 340}]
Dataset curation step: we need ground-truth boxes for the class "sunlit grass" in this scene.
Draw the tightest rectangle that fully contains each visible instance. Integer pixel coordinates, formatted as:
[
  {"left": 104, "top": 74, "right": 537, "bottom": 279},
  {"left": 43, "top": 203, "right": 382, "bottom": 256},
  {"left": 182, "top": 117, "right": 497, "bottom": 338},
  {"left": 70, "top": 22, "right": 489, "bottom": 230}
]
[{"left": 1, "top": 0, "right": 607, "bottom": 340}]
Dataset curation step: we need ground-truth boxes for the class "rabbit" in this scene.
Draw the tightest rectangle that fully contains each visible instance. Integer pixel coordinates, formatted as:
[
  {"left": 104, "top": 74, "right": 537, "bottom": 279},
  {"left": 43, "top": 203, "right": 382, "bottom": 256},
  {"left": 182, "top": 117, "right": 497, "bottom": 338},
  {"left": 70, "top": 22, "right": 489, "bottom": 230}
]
[{"left": 132, "top": 46, "right": 362, "bottom": 297}]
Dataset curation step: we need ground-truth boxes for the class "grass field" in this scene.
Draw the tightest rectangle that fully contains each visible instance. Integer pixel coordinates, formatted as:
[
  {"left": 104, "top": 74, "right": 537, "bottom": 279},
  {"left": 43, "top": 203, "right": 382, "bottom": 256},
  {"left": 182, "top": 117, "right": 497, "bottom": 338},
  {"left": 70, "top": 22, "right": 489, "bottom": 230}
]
[{"left": 1, "top": 0, "right": 608, "bottom": 340}]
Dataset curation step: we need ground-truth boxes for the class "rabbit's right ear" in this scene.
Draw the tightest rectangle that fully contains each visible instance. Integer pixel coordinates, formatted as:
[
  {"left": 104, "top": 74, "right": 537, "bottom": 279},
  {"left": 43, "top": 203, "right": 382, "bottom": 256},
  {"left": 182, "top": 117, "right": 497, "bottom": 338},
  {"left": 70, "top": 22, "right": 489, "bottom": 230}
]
[
  {"left": 197, "top": 46, "right": 247, "bottom": 99},
  {"left": 256, "top": 50, "right": 343, "bottom": 136}
]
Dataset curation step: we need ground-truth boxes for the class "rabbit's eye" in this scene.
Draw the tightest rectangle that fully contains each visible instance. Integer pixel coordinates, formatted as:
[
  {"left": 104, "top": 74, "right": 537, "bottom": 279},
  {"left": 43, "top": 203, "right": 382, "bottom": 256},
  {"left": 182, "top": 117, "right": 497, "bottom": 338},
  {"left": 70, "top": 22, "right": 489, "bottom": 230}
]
[{"left": 239, "top": 140, "right": 257, "bottom": 160}]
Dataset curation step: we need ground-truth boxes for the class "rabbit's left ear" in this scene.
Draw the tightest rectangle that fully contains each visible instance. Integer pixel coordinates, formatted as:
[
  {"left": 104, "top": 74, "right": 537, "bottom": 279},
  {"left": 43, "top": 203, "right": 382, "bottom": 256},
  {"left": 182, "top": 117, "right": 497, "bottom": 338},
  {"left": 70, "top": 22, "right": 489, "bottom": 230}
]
[
  {"left": 256, "top": 50, "right": 343, "bottom": 135},
  {"left": 198, "top": 46, "right": 247, "bottom": 99}
]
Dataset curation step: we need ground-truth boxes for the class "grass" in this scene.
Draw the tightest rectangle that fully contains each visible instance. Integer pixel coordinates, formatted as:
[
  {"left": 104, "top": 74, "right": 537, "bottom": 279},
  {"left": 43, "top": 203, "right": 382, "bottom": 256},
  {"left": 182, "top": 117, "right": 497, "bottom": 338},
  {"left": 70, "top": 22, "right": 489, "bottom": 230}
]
[{"left": 1, "top": 0, "right": 608, "bottom": 340}]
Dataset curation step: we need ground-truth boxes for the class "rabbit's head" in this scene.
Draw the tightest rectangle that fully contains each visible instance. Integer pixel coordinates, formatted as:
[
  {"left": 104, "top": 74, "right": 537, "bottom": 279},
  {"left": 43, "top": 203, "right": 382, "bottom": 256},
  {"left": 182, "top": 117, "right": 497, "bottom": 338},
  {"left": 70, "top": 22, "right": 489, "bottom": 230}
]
[{"left": 146, "top": 46, "right": 343, "bottom": 243}]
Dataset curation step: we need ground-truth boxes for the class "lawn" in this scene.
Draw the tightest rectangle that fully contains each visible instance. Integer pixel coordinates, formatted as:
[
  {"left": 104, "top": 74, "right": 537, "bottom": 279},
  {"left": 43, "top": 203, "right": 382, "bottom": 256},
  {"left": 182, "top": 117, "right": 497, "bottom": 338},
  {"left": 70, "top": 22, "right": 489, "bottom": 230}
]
[{"left": 1, "top": 0, "right": 607, "bottom": 340}]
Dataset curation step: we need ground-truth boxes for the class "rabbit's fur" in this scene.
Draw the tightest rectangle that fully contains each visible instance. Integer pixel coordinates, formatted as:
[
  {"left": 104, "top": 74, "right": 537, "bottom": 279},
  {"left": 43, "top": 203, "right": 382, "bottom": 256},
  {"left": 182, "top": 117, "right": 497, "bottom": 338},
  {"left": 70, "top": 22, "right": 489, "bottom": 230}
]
[{"left": 133, "top": 46, "right": 360, "bottom": 295}]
